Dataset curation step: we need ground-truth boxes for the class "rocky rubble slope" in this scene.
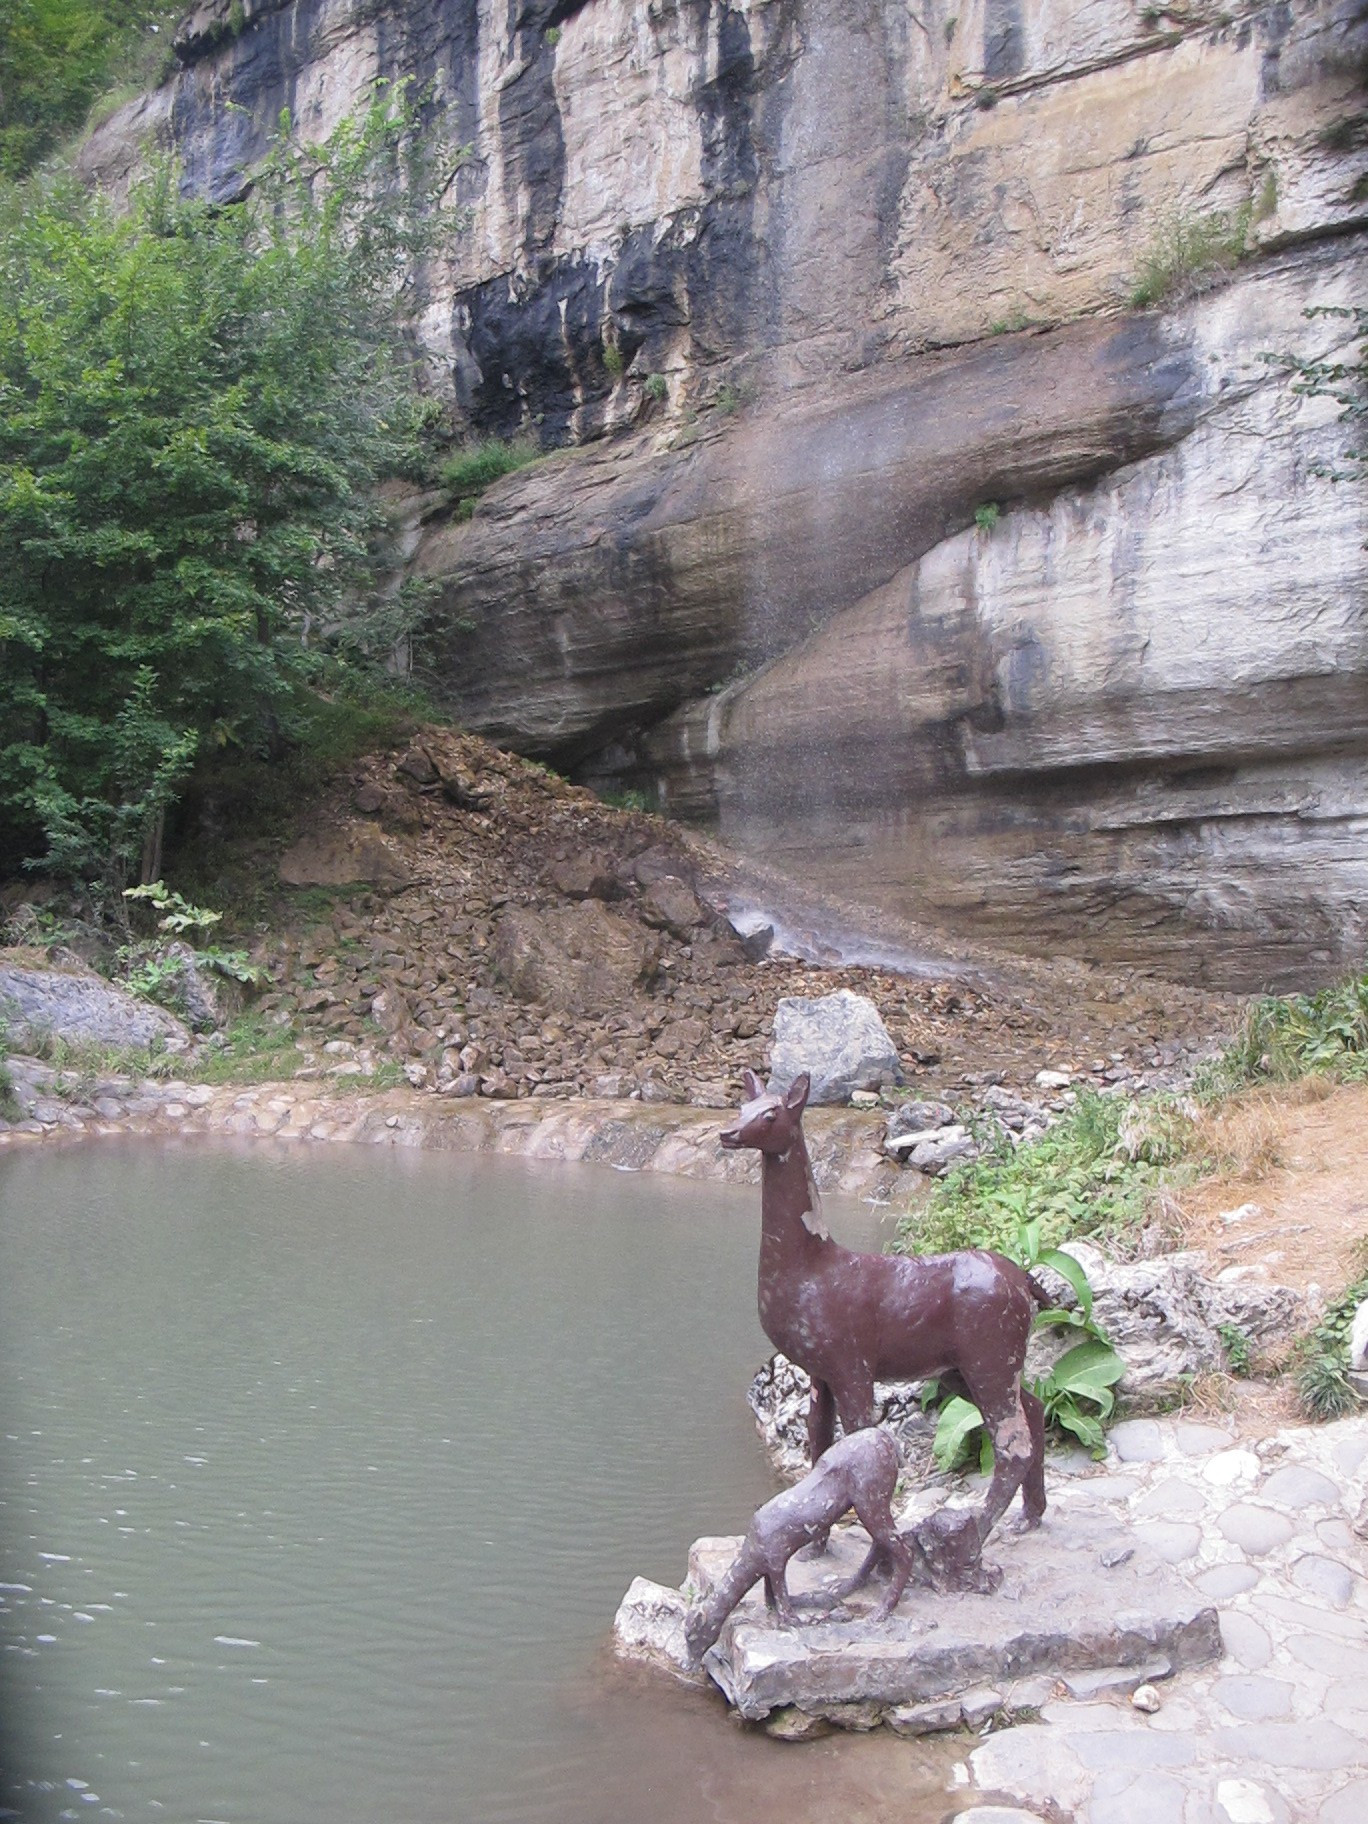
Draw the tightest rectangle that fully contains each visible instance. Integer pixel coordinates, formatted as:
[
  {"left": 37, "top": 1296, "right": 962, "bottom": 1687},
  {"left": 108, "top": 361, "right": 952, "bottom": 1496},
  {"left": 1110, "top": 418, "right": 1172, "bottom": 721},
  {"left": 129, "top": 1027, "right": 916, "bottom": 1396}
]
[{"left": 254, "top": 729, "right": 1232, "bottom": 1107}]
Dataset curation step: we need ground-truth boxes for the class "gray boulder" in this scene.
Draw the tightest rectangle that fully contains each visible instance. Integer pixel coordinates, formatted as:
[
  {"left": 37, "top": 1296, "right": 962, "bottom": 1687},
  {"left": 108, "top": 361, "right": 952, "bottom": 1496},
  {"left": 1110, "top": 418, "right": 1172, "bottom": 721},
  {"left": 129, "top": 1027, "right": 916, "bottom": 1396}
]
[
  {"left": 769, "top": 989, "right": 902, "bottom": 1105},
  {"left": 0, "top": 962, "right": 192, "bottom": 1052},
  {"left": 1050, "top": 1243, "right": 1304, "bottom": 1392},
  {"left": 885, "top": 1100, "right": 956, "bottom": 1146}
]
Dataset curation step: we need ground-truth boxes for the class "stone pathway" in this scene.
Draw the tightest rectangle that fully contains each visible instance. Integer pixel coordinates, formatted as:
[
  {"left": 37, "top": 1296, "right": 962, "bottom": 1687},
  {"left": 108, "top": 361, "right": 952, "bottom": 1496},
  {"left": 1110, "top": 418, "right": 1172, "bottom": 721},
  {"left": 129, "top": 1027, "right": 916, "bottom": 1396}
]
[{"left": 964, "top": 1415, "right": 1368, "bottom": 1824}]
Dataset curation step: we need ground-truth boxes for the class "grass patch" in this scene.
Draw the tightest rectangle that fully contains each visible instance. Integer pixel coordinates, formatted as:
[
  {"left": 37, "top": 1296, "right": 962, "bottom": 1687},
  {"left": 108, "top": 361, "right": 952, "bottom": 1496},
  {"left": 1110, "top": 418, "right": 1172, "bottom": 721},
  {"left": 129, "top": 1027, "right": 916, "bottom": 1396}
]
[
  {"left": 1129, "top": 203, "right": 1252, "bottom": 308},
  {"left": 187, "top": 1012, "right": 309, "bottom": 1086},
  {"left": 440, "top": 437, "right": 541, "bottom": 516},
  {"left": 892, "top": 1089, "right": 1191, "bottom": 1261}
]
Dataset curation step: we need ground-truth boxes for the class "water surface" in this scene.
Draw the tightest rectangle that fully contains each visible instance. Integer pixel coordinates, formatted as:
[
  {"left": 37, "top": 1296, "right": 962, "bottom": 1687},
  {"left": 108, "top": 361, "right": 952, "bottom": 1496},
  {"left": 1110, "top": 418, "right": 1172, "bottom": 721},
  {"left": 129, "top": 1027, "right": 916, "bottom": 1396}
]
[{"left": 0, "top": 1141, "right": 954, "bottom": 1823}]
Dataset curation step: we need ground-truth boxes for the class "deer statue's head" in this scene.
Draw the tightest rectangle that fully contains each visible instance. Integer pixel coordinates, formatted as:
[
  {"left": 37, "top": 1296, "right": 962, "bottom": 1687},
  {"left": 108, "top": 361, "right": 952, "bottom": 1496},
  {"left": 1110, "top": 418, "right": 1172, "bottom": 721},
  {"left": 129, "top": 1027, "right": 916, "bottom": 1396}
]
[{"left": 719, "top": 1069, "right": 811, "bottom": 1155}]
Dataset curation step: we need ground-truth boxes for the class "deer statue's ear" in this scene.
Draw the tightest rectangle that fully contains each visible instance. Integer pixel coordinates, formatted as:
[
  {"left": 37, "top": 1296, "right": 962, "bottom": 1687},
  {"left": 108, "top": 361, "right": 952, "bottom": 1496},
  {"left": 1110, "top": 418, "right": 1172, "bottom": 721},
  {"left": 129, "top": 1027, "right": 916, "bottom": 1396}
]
[
  {"left": 785, "top": 1072, "right": 810, "bottom": 1113},
  {"left": 742, "top": 1067, "right": 764, "bottom": 1100}
]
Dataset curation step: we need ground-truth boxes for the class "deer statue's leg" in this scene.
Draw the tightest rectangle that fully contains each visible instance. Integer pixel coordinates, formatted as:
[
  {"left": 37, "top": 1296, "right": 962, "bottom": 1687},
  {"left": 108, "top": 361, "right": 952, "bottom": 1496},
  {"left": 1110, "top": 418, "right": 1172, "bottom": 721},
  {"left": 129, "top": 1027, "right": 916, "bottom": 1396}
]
[
  {"left": 800, "top": 1372, "right": 876, "bottom": 1559},
  {"left": 765, "top": 1558, "right": 801, "bottom": 1626},
  {"left": 1019, "top": 1387, "right": 1047, "bottom": 1528},
  {"left": 793, "top": 1539, "right": 884, "bottom": 1609},
  {"left": 971, "top": 1386, "right": 1035, "bottom": 1543},
  {"left": 806, "top": 1376, "right": 836, "bottom": 1467}
]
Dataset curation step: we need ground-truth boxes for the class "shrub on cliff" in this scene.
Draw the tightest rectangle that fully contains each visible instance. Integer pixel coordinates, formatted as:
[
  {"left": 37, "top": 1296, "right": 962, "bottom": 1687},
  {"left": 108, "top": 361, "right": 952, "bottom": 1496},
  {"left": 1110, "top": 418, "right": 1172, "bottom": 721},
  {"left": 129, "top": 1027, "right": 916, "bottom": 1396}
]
[{"left": 0, "top": 89, "right": 445, "bottom": 892}]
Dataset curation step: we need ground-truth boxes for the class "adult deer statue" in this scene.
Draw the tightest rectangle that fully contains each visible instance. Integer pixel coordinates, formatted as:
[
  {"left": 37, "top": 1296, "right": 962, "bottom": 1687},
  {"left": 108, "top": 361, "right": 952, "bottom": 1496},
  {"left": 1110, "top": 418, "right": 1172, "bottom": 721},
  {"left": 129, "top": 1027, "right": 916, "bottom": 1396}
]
[{"left": 722, "top": 1068, "right": 1047, "bottom": 1552}]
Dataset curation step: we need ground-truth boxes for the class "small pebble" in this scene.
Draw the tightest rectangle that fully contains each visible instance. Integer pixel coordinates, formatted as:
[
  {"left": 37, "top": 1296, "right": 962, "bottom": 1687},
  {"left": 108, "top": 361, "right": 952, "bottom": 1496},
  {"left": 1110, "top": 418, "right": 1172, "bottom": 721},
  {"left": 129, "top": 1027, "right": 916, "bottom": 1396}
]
[{"left": 1131, "top": 1683, "right": 1161, "bottom": 1713}]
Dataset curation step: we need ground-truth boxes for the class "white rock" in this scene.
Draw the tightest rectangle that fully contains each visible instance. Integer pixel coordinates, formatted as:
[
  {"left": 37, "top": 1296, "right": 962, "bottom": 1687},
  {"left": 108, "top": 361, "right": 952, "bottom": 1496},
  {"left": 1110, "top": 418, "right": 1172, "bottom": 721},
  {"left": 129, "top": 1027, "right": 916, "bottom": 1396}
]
[
  {"left": 1034, "top": 1070, "right": 1073, "bottom": 1090},
  {"left": 1349, "top": 1298, "right": 1368, "bottom": 1373},
  {"left": 1130, "top": 1683, "right": 1162, "bottom": 1713}
]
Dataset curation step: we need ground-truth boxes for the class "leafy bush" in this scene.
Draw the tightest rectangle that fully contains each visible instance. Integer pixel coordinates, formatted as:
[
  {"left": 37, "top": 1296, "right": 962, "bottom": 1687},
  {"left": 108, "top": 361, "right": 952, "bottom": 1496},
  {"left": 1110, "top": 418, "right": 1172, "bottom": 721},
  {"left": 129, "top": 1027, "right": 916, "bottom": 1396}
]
[
  {"left": 893, "top": 1090, "right": 1182, "bottom": 1260},
  {"left": 0, "top": 1, "right": 181, "bottom": 178},
  {"left": 1211, "top": 974, "right": 1368, "bottom": 1089},
  {"left": 1129, "top": 203, "right": 1252, "bottom": 308},
  {"left": 0, "top": 89, "right": 445, "bottom": 893},
  {"left": 973, "top": 502, "right": 1001, "bottom": 532},
  {"left": 1295, "top": 1260, "right": 1368, "bottom": 1421}
]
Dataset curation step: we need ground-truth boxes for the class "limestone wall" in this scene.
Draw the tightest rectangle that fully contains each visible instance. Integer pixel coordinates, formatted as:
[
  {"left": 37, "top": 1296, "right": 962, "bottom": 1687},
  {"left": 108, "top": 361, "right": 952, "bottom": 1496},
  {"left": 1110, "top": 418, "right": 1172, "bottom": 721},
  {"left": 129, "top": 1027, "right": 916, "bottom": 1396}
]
[{"left": 79, "top": 1, "right": 1368, "bottom": 987}]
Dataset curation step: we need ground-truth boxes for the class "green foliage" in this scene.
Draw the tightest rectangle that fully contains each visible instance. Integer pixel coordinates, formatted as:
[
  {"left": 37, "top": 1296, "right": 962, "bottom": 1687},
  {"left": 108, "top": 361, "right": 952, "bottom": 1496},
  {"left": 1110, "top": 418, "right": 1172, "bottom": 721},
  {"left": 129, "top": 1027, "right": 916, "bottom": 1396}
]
[
  {"left": 0, "top": 1052, "right": 17, "bottom": 1118},
  {"left": 124, "top": 878, "right": 220, "bottom": 935},
  {"left": 973, "top": 502, "right": 1001, "bottom": 533},
  {"left": 893, "top": 1090, "right": 1177, "bottom": 1260},
  {"left": 926, "top": 1218, "right": 1127, "bottom": 1465},
  {"left": 601, "top": 338, "right": 625, "bottom": 378},
  {"left": 188, "top": 1010, "right": 306, "bottom": 1084},
  {"left": 1295, "top": 1259, "right": 1368, "bottom": 1421},
  {"left": 440, "top": 436, "right": 540, "bottom": 516},
  {"left": 643, "top": 372, "right": 669, "bottom": 403},
  {"left": 1128, "top": 202, "right": 1252, "bottom": 308},
  {"left": 0, "top": 1, "right": 181, "bottom": 178},
  {"left": 0, "top": 89, "right": 446, "bottom": 893},
  {"left": 596, "top": 785, "right": 651, "bottom": 813},
  {"left": 1210, "top": 972, "right": 1368, "bottom": 1090},
  {"left": 1219, "top": 1322, "right": 1253, "bottom": 1378},
  {"left": 713, "top": 382, "right": 742, "bottom": 416}
]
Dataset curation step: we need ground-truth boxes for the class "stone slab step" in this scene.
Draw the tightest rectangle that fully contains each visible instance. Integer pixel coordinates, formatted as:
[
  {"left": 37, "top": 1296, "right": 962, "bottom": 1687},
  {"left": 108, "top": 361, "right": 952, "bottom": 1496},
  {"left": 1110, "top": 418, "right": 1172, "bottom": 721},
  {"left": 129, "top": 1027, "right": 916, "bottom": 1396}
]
[{"left": 614, "top": 1506, "right": 1220, "bottom": 1727}]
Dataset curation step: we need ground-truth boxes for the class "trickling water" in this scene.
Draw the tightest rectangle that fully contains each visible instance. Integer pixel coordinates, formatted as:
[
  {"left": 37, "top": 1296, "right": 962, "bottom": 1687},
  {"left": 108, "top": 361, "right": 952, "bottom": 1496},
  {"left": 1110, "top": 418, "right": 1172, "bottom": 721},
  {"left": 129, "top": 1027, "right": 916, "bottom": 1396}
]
[{"left": 0, "top": 1142, "right": 956, "bottom": 1824}]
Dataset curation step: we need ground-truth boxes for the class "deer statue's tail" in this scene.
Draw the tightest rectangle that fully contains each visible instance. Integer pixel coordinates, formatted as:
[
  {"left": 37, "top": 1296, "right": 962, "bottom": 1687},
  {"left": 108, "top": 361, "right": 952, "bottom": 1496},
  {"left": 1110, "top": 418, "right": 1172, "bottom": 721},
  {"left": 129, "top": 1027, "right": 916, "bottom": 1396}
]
[{"left": 1024, "top": 1272, "right": 1053, "bottom": 1311}]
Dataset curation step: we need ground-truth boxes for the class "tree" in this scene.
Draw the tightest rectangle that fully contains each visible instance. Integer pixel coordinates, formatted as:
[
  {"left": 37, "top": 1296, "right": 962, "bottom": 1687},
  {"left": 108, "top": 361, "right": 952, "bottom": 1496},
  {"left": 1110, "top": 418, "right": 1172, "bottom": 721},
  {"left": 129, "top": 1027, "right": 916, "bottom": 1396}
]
[
  {"left": 0, "top": 1, "right": 180, "bottom": 178},
  {"left": 0, "top": 88, "right": 447, "bottom": 892}
]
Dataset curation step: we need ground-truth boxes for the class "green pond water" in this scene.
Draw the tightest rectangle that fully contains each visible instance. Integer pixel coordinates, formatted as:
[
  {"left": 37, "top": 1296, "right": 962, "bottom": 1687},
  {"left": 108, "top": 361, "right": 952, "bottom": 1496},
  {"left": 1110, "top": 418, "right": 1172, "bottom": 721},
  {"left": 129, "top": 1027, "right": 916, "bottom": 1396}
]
[{"left": 0, "top": 1141, "right": 955, "bottom": 1824}]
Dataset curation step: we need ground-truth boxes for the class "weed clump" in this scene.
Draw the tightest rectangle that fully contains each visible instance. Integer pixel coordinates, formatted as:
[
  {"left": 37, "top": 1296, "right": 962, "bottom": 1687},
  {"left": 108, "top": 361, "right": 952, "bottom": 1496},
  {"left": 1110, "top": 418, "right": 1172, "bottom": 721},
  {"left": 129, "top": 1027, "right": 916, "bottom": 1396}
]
[
  {"left": 1129, "top": 203, "right": 1252, "bottom": 308},
  {"left": 892, "top": 1089, "right": 1190, "bottom": 1261},
  {"left": 441, "top": 437, "right": 541, "bottom": 518}
]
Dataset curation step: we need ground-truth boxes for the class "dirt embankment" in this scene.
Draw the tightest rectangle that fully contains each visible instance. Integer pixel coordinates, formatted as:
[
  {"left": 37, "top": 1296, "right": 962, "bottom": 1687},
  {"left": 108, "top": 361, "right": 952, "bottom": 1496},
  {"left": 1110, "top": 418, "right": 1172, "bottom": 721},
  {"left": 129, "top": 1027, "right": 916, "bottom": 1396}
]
[{"left": 251, "top": 728, "right": 1238, "bottom": 1109}]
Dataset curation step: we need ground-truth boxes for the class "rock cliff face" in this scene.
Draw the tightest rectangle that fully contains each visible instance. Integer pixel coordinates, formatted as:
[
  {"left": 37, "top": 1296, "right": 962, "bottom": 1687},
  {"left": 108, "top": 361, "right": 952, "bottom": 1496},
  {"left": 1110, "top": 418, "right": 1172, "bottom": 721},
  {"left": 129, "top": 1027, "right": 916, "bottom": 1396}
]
[{"left": 83, "top": 2, "right": 1368, "bottom": 989}]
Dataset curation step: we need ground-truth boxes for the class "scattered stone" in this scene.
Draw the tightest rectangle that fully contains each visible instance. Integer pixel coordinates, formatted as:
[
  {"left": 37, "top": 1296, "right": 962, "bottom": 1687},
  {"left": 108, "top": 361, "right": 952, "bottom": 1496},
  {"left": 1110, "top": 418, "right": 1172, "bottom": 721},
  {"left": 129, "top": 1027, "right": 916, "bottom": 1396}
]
[
  {"left": 638, "top": 876, "right": 707, "bottom": 940},
  {"left": 885, "top": 1099, "right": 956, "bottom": 1145},
  {"left": 887, "top": 1697, "right": 962, "bottom": 1736},
  {"left": 1196, "top": 1563, "right": 1260, "bottom": 1601},
  {"left": 1217, "top": 1505, "right": 1296, "bottom": 1556},
  {"left": 1257, "top": 1465, "right": 1339, "bottom": 1510},
  {"left": 960, "top": 1686, "right": 1005, "bottom": 1729},
  {"left": 660, "top": 1512, "right": 1219, "bottom": 1724},
  {"left": 1108, "top": 1420, "right": 1166, "bottom": 1463},
  {"left": 1063, "top": 1659, "right": 1170, "bottom": 1700},
  {"left": 763, "top": 1707, "right": 831, "bottom": 1741},
  {"left": 899, "top": 1123, "right": 978, "bottom": 1172},
  {"left": 1351, "top": 1299, "right": 1368, "bottom": 1372},
  {"left": 1034, "top": 1069, "right": 1072, "bottom": 1089},
  {"left": 546, "top": 854, "right": 621, "bottom": 901},
  {"left": 1130, "top": 1683, "right": 1162, "bottom": 1713},
  {"left": 1216, "top": 1777, "right": 1283, "bottom": 1824},
  {"left": 1289, "top": 1553, "right": 1356, "bottom": 1609},
  {"left": 768, "top": 989, "right": 902, "bottom": 1105},
  {"left": 493, "top": 902, "right": 659, "bottom": 1015},
  {"left": 1212, "top": 1675, "right": 1295, "bottom": 1721}
]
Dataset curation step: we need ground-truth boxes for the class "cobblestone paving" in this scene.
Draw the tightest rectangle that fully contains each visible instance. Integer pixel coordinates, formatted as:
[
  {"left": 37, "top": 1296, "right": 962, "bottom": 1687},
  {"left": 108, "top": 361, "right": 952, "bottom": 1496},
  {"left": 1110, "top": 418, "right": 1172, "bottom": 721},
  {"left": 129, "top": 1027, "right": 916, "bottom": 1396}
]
[{"left": 964, "top": 1417, "right": 1368, "bottom": 1824}]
